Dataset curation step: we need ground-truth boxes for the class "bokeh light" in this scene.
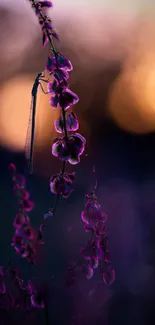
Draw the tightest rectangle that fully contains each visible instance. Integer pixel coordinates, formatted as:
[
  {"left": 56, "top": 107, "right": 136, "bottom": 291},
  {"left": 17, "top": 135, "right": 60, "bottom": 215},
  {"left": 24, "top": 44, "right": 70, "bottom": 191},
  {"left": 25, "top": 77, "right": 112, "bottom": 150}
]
[
  {"left": 0, "top": 76, "right": 59, "bottom": 151},
  {"left": 108, "top": 20, "right": 155, "bottom": 134}
]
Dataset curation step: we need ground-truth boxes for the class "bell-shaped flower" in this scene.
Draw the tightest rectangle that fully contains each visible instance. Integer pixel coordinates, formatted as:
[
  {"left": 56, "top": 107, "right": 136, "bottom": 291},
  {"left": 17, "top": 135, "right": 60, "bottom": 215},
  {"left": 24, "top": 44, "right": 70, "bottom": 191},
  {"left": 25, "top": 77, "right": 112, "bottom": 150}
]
[
  {"left": 46, "top": 52, "right": 72, "bottom": 73},
  {"left": 54, "top": 112, "right": 79, "bottom": 133},
  {"left": 59, "top": 88, "right": 79, "bottom": 110},
  {"left": 13, "top": 211, "right": 30, "bottom": 229},
  {"left": 52, "top": 133, "right": 86, "bottom": 165},
  {"left": 84, "top": 265, "right": 94, "bottom": 280},
  {"left": 50, "top": 172, "right": 76, "bottom": 198},
  {"left": 22, "top": 198, "right": 34, "bottom": 212}
]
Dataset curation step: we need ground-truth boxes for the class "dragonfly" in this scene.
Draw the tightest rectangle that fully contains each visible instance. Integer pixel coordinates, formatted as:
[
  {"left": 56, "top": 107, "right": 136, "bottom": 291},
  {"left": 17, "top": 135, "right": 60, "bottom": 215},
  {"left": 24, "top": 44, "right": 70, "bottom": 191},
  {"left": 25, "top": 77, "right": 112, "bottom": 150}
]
[{"left": 25, "top": 72, "right": 49, "bottom": 174}]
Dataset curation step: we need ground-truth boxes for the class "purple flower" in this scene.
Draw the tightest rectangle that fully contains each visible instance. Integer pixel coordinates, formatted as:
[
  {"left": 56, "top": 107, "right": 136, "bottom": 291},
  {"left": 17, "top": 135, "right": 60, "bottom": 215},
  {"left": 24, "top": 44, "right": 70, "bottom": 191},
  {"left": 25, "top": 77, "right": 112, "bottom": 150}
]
[
  {"left": 94, "top": 218, "right": 107, "bottom": 238},
  {"left": 48, "top": 79, "right": 59, "bottom": 94},
  {"left": 33, "top": 1, "right": 52, "bottom": 16},
  {"left": 103, "top": 265, "right": 115, "bottom": 285},
  {"left": 13, "top": 211, "right": 30, "bottom": 228},
  {"left": 46, "top": 52, "right": 72, "bottom": 72},
  {"left": 66, "top": 112, "right": 79, "bottom": 131},
  {"left": 22, "top": 198, "right": 34, "bottom": 212},
  {"left": 50, "top": 86, "right": 78, "bottom": 110},
  {"left": 11, "top": 233, "right": 23, "bottom": 249},
  {"left": 81, "top": 201, "right": 102, "bottom": 226},
  {"left": 38, "top": 1, "right": 53, "bottom": 8},
  {"left": 52, "top": 133, "right": 86, "bottom": 165},
  {"left": 54, "top": 69, "right": 69, "bottom": 82},
  {"left": 81, "top": 239, "right": 102, "bottom": 263},
  {"left": 50, "top": 94, "right": 60, "bottom": 108},
  {"left": 84, "top": 265, "right": 94, "bottom": 280},
  {"left": 54, "top": 112, "right": 79, "bottom": 133},
  {"left": 15, "top": 224, "right": 34, "bottom": 240},
  {"left": 31, "top": 292, "right": 45, "bottom": 309},
  {"left": 56, "top": 52, "right": 73, "bottom": 71},
  {"left": 50, "top": 172, "right": 76, "bottom": 198},
  {"left": 27, "top": 281, "right": 45, "bottom": 308},
  {"left": 13, "top": 174, "right": 26, "bottom": 191},
  {"left": 25, "top": 243, "right": 36, "bottom": 264},
  {"left": 90, "top": 257, "right": 99, "bottom": 269},
  {"left": 48, "top": 78, "right": 68, "bottom": 96},
  {"left": 59, "top": 88, "right": 79, "bottom": 110}
]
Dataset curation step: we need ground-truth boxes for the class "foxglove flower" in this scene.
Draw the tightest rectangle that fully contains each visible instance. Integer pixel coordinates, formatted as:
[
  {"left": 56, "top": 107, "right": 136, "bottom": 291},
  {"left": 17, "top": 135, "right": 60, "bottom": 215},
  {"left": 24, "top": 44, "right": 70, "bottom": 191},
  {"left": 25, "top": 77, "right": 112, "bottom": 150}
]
[{"left": 50, "top": 172, "right": 76, "bottom": 198}]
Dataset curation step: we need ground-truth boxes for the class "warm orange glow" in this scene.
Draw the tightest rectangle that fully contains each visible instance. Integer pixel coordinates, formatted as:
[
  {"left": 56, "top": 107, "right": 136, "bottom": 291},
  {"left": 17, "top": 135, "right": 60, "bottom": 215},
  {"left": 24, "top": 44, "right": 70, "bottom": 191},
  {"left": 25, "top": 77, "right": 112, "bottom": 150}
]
[
  {"left": 108, "top": 22, "right": 155, "bottom": 134},
  {"left": 0, "top": 76, "right": 59, "bottom": 151}
]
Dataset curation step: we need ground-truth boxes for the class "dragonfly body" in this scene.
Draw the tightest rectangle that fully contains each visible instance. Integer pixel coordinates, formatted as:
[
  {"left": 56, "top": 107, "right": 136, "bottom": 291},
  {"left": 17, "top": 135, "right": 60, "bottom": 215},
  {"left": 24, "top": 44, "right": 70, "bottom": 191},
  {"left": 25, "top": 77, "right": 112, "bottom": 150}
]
[{"left": 25, "top": 72, "right": 48, "bottom": 174}]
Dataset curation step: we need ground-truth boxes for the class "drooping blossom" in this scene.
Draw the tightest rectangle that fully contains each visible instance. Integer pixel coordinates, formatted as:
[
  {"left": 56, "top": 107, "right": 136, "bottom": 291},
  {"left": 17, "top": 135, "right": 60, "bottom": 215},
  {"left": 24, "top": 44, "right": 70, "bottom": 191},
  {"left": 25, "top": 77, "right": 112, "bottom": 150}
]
[
  {"left": 67, "top": 189, "right": 115, "bottom": 285},
  {"left": 9, "top": 163, "right": 36, "bottom": 264},
  {"left": 52, "top": 133, "right": 86, "bottom": 165},
  {"left": 54, "top": 112, "right": 79, "bottom": 133},
  {"left": 50, "top": 172, "right": 76, "bottom": 197}
]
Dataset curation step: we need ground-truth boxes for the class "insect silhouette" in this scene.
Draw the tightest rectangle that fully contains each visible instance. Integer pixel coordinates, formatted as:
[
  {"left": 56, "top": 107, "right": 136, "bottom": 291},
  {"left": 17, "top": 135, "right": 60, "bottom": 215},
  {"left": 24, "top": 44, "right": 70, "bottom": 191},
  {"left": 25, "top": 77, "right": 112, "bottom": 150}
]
[{"left": 25, "top": 72, "right": 48, "bottom": 174}]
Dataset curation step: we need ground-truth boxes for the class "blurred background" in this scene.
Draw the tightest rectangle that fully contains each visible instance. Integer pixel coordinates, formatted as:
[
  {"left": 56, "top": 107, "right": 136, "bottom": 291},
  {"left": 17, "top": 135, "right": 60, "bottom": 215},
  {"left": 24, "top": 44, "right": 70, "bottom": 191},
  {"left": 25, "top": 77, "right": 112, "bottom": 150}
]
[{"left": 1, "top": 0, "right": 155, "bottom": 324}]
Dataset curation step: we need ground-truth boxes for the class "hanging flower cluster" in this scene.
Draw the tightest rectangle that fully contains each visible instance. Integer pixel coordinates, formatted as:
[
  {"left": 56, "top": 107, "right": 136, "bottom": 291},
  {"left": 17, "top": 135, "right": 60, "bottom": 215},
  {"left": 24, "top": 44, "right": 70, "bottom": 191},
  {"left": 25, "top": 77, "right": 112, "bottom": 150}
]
[
  {"left": 9, "top": 163, "right": 37, "bottom": 264},
  {"left": 68, "top": 191, "right": 115, "bottom": 285},
  {"left": 0, "top": 264, "right": 45, "bottom": 310},
  {"left": 27, "top": 0, "right": 86, "bottom": 209}
]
